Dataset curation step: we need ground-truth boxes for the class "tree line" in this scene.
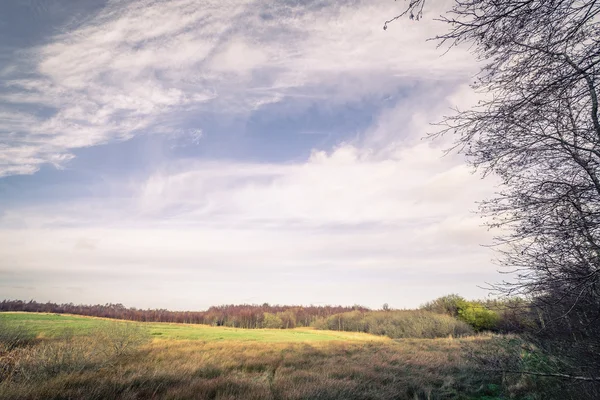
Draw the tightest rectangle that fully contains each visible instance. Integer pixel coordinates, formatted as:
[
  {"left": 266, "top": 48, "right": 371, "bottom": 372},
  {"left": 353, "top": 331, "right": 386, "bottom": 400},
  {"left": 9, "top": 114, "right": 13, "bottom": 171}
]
[
  {"left": 0, "top": 296, "right": 534, "bottom": 333},
  {"left": 0, "top": 300, "right": 368, "bottom": 329}
]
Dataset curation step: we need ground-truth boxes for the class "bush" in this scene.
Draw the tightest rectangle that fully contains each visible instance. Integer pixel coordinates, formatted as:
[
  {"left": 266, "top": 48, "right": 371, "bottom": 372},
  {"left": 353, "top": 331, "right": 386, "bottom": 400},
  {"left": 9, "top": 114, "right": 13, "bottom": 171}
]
[
  {"left": 422, "top": 295, "right": 519, "bottom": 332},
  {"left": 93, "top": 322, "right": 150, "bottom": 359},
  {"left": 7, "top": 337, "right": 94, "bottom": 382},
  {"left": 458, "top": 303, "right": 499, "bottom": 332},
  {"left": 1, "top": 322, "right": 150, "bottom": 385},
  {"left": 421, "top": 294, "right": 465, "bottom": 317},
  {"left": 313, "top": 310, "right": 473, "bottom": 339},
  {"left": 462, "top": 336, "right": 596, "bottom": 399},
  {"left": 484, "top": 298, "right": 537, "bottom": 333}
]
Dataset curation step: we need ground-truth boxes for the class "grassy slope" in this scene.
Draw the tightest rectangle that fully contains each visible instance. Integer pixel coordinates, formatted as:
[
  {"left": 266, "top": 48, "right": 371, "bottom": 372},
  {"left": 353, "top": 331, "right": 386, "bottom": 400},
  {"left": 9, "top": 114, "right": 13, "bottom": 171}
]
[{"left": 0, "top": 312, "right": 387, "bottom": 342}]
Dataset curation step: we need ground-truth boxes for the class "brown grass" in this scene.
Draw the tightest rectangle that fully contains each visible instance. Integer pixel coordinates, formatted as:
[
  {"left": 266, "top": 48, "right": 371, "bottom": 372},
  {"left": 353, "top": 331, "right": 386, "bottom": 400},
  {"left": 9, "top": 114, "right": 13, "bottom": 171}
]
[{"left": 0, "top": 335, "right": 503, "bottom": 400}]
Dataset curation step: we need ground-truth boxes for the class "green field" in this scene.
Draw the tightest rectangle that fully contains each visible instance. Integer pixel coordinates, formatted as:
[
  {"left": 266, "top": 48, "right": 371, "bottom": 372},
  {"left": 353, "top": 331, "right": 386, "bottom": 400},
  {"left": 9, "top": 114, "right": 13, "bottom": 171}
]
[{"left": 0, "top": 312, "right": 387, "bottom": 342}]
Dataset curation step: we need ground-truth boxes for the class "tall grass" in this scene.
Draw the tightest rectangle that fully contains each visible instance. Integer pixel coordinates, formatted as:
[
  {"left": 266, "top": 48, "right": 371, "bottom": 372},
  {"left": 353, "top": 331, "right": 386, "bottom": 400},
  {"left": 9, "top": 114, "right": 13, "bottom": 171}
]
[
  {"left": 0, "top": 321, "right": 149, "bottom": 387},
  {"left": 0, "top": 318, "right": 37, "bottom": 350},
  {"left": 1, "top": 336, "right": 503, "bottom": 399},
  {"left": 312, "top": 310, "right": 474, "bottom": 339},
  {"left": 1, "top": 316, "right": 569, "bottom": 399}
]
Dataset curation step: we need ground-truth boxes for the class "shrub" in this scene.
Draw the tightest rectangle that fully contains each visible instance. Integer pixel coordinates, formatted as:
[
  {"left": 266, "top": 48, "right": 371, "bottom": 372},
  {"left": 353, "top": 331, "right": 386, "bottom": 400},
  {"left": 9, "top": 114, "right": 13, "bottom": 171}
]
[
  {"left": 462, "top": 336, "right": 594, "bottom": 399},
  {"left": 313, "top": 310, "right": 473, "bottom": 339},
  {"left": 422, "top": 295, "right": 509, "bottom": 332},
  {"left": 484, "top": 298, "right": 537, "bottom": 333},
  {"left": 458, "top": 303, "right": 499, "bottom": 332},
  {"left": 421, "top": 294, "right": 465, "bottom": 317},
  {"left": 93, "top": 322, "right": 150, "bottom": 359},
  {"left": 8, "top": 338, "right": 93, "bottom": 382},
  {"left": 1, "top": 322, "right": 150, "bottom": 385}
]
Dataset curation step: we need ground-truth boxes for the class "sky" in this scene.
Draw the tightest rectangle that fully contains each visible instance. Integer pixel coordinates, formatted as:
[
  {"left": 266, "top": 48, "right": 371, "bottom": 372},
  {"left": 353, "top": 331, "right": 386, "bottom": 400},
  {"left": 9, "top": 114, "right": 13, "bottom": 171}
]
[{"left": 0, "top": 0, "right": 500, "bottom": 311}]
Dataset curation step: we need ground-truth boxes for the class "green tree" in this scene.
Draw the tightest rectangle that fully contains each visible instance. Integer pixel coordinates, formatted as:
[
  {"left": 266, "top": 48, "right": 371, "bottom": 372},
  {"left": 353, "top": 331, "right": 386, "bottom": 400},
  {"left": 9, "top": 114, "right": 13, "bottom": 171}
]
[
  {"left": 457, "top": 302, "right": 499, "bottom": 332},
  {"left": 262, "top": 313, "right": 283, "bottom": 329}
]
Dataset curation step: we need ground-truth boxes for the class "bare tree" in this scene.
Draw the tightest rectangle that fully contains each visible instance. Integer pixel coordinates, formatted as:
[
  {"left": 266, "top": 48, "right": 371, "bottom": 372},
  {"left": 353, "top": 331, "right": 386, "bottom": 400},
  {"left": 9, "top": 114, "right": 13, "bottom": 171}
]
[
  {"left": 384, "top": 0, "right": 427, "bottom": 26},
  {"left": 386, "top": 0, "right": 600, "bottom": 383}
]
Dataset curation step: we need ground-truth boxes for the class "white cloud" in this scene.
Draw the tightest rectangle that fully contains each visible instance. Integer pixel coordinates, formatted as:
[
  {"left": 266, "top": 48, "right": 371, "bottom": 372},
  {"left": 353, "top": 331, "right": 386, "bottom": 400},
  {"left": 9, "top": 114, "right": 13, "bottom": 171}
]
[
  {"left": 0, "top": 0, "right": 477, "bottom": 177},
  {"left": 209, "top": 39, "right": 269, "bottom": 73},
  {"left": 0, "top": 98, "right": 498, "bottom": 307},
  {"left": 0, "top": 0, "right": 502, "bottom": 308}
]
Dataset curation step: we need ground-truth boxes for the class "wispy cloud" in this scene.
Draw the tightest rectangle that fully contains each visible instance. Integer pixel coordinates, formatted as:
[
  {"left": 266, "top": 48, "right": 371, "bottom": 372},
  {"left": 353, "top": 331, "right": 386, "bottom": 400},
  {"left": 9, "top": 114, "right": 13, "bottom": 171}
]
[
  {"left": 0, "top": 0, "right": 498, "bottom": 308},
  {"left": 0, "top": 0, "right": 475, "bottom": 177}
]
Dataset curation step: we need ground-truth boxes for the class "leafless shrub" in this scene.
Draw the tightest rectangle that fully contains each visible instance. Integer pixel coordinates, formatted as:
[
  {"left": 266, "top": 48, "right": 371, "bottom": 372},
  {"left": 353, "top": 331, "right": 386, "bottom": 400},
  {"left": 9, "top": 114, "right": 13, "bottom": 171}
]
[
  {"left": 463, "top": 335, "right": 600, "bottom": 399},
  {"left": 93, "top": 322, "right": 150, "bottom": 360},
  {"left": 8, "top": 338, "right": 93, "bottom": 383},
  {"left": 0, "top": 322, "right": 150, "bottom": 387}
]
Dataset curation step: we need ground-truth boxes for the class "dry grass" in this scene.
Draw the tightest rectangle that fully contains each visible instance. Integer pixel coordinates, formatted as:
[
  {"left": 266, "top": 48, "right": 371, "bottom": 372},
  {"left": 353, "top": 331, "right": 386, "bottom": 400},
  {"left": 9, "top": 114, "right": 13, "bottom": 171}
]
[{"left": 0, "top": 335, "right": 503, "bottom": 400}]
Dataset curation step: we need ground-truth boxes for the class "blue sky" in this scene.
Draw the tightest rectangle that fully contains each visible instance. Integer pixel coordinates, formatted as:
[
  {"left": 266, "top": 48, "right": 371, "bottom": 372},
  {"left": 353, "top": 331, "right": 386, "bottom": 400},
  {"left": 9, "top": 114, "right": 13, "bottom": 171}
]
[{"left": 0, "top": 0, "right": 499, "bottom": 310}]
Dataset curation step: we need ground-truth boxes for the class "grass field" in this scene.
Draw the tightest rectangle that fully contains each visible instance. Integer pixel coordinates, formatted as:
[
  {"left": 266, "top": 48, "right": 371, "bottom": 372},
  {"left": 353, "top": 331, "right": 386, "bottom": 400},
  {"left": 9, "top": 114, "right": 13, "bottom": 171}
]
[
  {"left": 0, "top": 312, "right": 521, "bottom": 399},
  {"left": 0, "top": 312, "right": 387, "bottom": 342}
]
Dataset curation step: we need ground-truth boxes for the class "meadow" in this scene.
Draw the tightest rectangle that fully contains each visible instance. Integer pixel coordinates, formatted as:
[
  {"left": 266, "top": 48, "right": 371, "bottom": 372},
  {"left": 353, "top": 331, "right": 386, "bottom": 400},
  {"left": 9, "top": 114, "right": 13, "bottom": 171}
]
[
  {"left": 0, "top": 312, "right": 517, "bottom": 400},
  {"left": 0, "top": 313, "right": 384, "bottom": 343}
]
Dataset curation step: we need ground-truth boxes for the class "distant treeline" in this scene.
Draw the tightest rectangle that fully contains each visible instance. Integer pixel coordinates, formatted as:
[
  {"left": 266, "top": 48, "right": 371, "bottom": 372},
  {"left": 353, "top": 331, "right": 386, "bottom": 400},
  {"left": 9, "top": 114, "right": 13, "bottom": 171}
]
[
  {"left": 0, "top": 295, "right": 538, "bottom": 334},
  {"left": 0, "top": 300, "right": 368, "bottom": 329}
]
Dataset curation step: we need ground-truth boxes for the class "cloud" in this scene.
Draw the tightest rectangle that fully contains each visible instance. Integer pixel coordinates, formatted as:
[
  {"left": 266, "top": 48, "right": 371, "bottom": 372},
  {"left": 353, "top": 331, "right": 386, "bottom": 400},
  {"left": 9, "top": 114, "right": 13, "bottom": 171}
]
[
  {"left": 209, "top": 39, "right": 269, "bottom": 73},
  {"left": 0, "top": 94, "right": 498, "bottom": 308},
  {"left": 0, "top": 0, "right": 501, "bottom": 308},
  {"left": 132, "top": 143, "right": 488, "bottom": 229},
  {"left": 0, "top": 0, "right": 476, "bottom": 177}
]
